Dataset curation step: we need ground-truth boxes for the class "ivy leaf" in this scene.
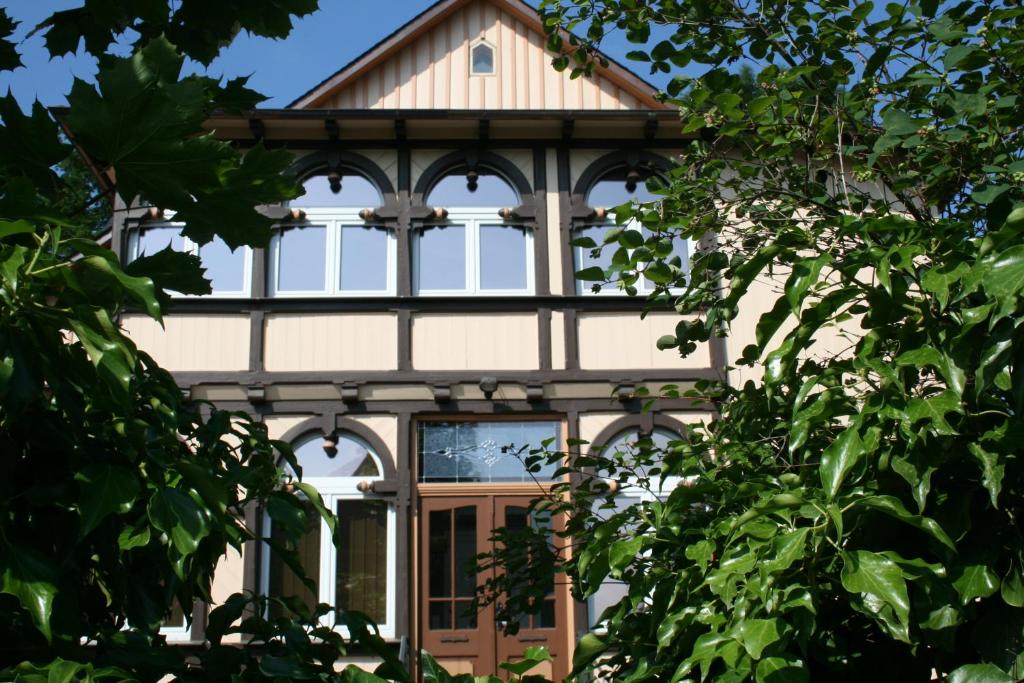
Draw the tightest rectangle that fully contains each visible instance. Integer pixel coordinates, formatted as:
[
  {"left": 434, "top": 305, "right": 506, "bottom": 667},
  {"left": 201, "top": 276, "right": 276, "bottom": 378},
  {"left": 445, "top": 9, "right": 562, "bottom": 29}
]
[
  {"left": 148, "top": 488, "right": 211, "bottom": 557},
  {"left": 820, "top": 425, "right": 865, "bottom": 500},
  {"left": 0, "top": 543, "right": 58, "bottom": 641},
  {"left": 734, "top": 618, "right": 781, "bottom": 659},
  {"left": 841, "top": 550, "right": 911, "bottom": 642},
  {"left": 968, "top": 443, "right": 1005, "bottom": 508},
  {"left": 74, "top": 464, "right": 139, "bottom": 539},
  {"left": 905, "top": 389, "right": 962, "bottom": 435},
  {"left": 755, "top": 657, "right": 809, "bottom": 683},
  {"left": 946, "top": 664, "right": 1013, "bottom": 683},
  {"left": 857, "top": 495, "right": 955, "bottom": 550},
  {"left": 952, "top": 564, "right": 1000, "bottom": 605},
  {"left": 785, "top": 254, "right": 829, "bottom": 313}
]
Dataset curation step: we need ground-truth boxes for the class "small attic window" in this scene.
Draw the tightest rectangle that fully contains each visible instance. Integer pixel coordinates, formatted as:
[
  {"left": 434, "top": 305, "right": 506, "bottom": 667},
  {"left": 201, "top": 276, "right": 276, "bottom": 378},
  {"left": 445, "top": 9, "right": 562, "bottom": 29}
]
[{"left": 471, "top": 41, "right": 495, "bottom": 75}]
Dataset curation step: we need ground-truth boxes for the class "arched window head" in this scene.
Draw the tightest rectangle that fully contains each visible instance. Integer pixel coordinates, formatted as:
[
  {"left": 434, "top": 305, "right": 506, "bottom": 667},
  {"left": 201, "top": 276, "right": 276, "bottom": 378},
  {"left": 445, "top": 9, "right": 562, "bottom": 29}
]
[
  {"left": 586, "top": 167, "right": 661, "bottom": 209},
  {"left": 292, "top": 171, "right": 383, "bottom": 209},
  {"left": 471, "top": 40, "right": 495, "bottom": 75},
  {"left": 285, "top": 432, "right": 383, "bottom": 480},
  {"left": 426, "top": 169, "right": 519, "bottom": 208}
]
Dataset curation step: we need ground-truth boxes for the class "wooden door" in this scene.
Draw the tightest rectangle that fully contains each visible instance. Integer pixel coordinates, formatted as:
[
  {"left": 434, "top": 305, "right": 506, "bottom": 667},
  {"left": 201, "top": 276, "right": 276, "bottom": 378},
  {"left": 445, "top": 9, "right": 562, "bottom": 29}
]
[
  {"left": 420, "top": 497, "right": 496, "bottom": 674},
  {"left": 493, "top": 497, "right": 568, "bottom": 680},
  {"left": 419, "top": 495, "right": 569, "bottom": 680}
]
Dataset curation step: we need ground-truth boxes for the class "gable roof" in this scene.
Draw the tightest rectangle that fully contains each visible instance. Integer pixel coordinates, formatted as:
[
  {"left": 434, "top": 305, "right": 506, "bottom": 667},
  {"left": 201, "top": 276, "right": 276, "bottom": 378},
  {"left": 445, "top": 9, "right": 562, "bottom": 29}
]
[{"left": 289, "top": 0, "right": 668, "bottom": 110}]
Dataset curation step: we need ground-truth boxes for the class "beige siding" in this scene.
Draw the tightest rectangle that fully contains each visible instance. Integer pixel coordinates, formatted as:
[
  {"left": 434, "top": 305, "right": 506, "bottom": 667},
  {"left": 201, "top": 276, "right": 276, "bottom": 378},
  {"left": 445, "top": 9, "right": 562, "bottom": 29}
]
[
  {"left": 579, "top": 413, "right": 624, "bottom": 444},
  {"left": 263, "top": 313, "right": 398, "bottom": 372},
  {"left": 122, "top": 314, "right": 250, "bottom": 372},
  {"left": 411, "top": 313, "right": 538, "bottom": 370},
  {"left": 347, "top": 415, "right": 399, "bottom": 470},
  {"left": 263, "top": 415, "right": 317, "bottom": 440},
  {"left": 321, "top": 0, "right": 646, "bottom": 110},
  {"left": 550, "top": 310, "right": 566, "bottom": 369},
  {"left": 577, "top": 312, "right": 711, "bottom": 370}
]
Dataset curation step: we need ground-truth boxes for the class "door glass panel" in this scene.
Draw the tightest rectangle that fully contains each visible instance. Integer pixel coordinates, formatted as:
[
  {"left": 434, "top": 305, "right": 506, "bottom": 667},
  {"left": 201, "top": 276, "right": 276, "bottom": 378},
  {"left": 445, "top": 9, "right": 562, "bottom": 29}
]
[
  {"left": 276, "top": 225, "right": 327, "bottom": 292},
  {"left": 503, "top": 505, "right": 555, "bottom": 630},
  {"left": 429, "top": 509, "right": 452, "bottom": 598},
  {"left": 455, "top": 600, "right": 477, "bottom": 628},
  {"left": 269, "top": 499, "right": 320, "bottom": 618},
  {"left": 415, "top": 225, "right": 466, "bottom": 291},
  {"left": 429, "top": 601, "right": 452, "bottom": 629},
  {"left": 454, "top": 506, "right": 477, "bottom": 597},
  {"left": 418, "top": 421, "right": 561, "bottom": 483},
  {"left": 336, "top": 500, "right": 388, "bottom": 624},
  {"left": 479, "top": 225, "right": 527, "bottom": 291},
  {"left": 339, "top": 225, "right": 388, "bottom": 292}
]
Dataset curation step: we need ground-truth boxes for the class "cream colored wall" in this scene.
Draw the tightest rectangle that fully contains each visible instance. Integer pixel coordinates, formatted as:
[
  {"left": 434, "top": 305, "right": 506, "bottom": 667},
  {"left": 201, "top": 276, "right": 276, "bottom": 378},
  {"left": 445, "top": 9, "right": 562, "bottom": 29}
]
[
  {"left": 411, "top": 313, "right": 538, "bottom": 370},
  {"left": 263, "top": 313, "right": 398, "bottom": 372},
  {"left": 550, "top": 310, "right": 566, "bottom": 370},
  {"left": 352, "top": 149, "right": 399, "bottom": 196},
  {"left": 579, "top": 413, "right": 623, "bottom": 444},
  {"left": 346, "top": 415, "right": 399, "bottom": 469},
  {"left": 545, "top": 148, "right": 564, "bottom": 295},
  {"left": 576, "top": 312, "right": 711, "bottom": 370},
  {"left": 264, "top": 415, "right": 317, "bottom": 440},
  {"left": 325, "top": 0, "right": 643, "bottom": 110},
  {"left": 570, "top": 149, "right": 606, "bottom": 193},
  {"left": 121, "top": 314, "right": 249, "bottom": 372}
]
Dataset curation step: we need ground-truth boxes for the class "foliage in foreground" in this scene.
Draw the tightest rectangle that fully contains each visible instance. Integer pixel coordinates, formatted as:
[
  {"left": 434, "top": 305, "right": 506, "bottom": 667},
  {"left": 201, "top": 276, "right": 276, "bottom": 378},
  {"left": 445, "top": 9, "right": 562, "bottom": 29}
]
[
  {"left": 0, "top": 2, "right": 413, "bottom": 681},
  {"left": 476, "top": 1, "right": 1024, "bottom": 681}
]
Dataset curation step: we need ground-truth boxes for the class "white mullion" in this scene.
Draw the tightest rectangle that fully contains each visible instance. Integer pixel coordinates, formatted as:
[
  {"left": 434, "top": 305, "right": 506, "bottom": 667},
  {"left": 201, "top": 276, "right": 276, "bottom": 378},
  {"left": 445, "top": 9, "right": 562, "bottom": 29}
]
[
  {"left": 327, "top": 220, "right": 340, "bottom": 296},
  {"left": 467, "top": 218, "right": 479, "bottom": 295}
]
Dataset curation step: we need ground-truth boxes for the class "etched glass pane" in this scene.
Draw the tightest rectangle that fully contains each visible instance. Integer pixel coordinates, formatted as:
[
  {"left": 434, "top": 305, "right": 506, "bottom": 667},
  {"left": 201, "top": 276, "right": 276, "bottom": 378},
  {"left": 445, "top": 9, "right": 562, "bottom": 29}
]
[
  {"left": 289, "top": 433, "right": 381, "bottom": 479},
  {"left": 295, "top": 173, "right": 382, "bottom": 208},
  {"left": 426, "top": 173, "right": 518, "bottom": 208},
  {"left": 479, "top": 225, "right": 527, "bottom": 291},
  {"left": 339, "top": 226, "right": 388, "bottom": 291},
  {"left": 199, "top": 238, "right": 246, "bottom": 293},
  {"left": 415, "top": 225, "right": 465, "bottom": 291},
  {"left": 276, "top": 226, "right": 326, "bottom": 292},
  {"left": 336, "top": 499, "right": 388, "bottom": 624},
  {"left": 418, "top": 421, "right": 561, "bottom": 483}
]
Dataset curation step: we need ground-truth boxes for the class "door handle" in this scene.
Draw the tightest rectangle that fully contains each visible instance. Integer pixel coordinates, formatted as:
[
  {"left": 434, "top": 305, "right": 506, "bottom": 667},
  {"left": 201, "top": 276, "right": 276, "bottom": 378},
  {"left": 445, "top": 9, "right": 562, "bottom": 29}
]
[
  {"left": 518, "top": 636, "right": 548, "bottom": 643},
  {"left": 440, "top": 636, "right": 470, "bottom": 643}
]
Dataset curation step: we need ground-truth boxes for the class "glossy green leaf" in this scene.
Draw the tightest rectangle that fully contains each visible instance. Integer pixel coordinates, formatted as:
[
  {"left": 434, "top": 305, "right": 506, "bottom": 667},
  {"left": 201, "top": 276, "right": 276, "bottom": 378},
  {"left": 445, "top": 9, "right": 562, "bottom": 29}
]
[
  {"left": 953, "top": 564, "right": 1000, "bottom": 605},
  {"left": 820, "top": 425, "right": 865, "bottom": 500},
  {"left": 841, "top": 551, "right": 910, "bottom": 641},
  {"left": 148, "top": 488, "right": 210, "bottom": 556},
  {"left": 74, "top": 464, "right": 139, "bottom": 539},
  {"left": 946, "top": 664, "right": 1013, "bottom": 683},
  {"left": 0, "top": 544, "right": 58, "bottom": 641},
  {"left": 734, "top": 618, "right": 781, "bottom": 659}
]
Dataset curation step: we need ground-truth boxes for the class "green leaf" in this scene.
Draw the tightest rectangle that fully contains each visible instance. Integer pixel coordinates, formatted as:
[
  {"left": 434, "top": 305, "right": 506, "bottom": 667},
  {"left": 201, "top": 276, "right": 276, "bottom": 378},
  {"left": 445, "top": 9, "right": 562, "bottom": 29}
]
[
  {"left": 74, "top": 464, "right": 139, "bottom": 539},
  {"left": 576, "top": 266, "right": 607, "bottom": 281},
  {"left": 785, "top": 254, "right": 829, "bottom": 313},
  {"left": 968, "top": 443, "right": 1004, "bottom": 508},
  {"left": 572, "top": 633, "right": 608, "bottom": 673},
  {"left": 755, "top": 657, "right": 809, "bottom": 683},
  {"left": 0, "top": 220, "right": 34, "bottom": 240},
  {"left": 952, "top": 564, "right": 1000, "bottom": 605},
  {"left": 148, "top": 488, "right": 211, "bottom": 556},
  {"left": 857, "top": 495, "right": 955, "bottom": 550},
  {"left": 609, "top": 537, "right": 643, "bottom": 574},
  {"left": 819, "top": 425, "right": 865, "bottom": 500},
  {"left": 946, "top": 664, "right": 1013, "bottom": 683},
  {"left": 0, "top": 543, "right": 58, "bottom": 641},
  {"left": 734, "top": 618, "right": 781, "bottom": 659},
  {"left": 906, "top": 389, "right": 962, "bottom": 435},
  {"left": 1001, "top": 562, "right": 1024, "bottom": 608},
  {"left": 840, "top": 550, "right": 911, "bottom": 642}
]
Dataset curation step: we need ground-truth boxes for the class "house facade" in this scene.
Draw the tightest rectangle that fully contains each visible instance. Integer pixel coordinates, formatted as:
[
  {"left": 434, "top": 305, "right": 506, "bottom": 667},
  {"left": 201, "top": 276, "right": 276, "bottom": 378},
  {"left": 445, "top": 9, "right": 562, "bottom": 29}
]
[{"left": 109, "top": 0, "right": 746, "bottom": 677}]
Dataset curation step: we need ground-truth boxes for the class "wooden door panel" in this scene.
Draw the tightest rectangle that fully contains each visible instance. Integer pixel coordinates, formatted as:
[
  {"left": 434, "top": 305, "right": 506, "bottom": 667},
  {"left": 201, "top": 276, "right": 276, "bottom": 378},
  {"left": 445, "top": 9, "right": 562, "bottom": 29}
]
[{"left": 420, "top": 497, "right": 495, "bottom": 670}]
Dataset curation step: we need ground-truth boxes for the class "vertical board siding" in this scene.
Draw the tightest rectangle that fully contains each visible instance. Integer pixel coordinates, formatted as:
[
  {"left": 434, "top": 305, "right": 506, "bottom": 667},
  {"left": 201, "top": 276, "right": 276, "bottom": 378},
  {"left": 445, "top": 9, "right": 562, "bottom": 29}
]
[
  {"left": 122, "top": 314, "right": 250, "bottom": 372},
  {"left": 320, "top": 0, "right": 649, "bottom": 110},
  {"left": 263, "top": 313, "right": 399, "bottom": 372},
  {"left": 411, "top": 313, "right": 539, "bottom": 370}
]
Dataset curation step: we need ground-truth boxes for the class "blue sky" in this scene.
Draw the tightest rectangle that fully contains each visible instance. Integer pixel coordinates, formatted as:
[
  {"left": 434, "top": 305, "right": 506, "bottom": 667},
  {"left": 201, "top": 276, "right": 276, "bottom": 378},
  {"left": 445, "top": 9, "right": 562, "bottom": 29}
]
[{"left": 0, "top": 1, "right": 672, "bottom": 110}]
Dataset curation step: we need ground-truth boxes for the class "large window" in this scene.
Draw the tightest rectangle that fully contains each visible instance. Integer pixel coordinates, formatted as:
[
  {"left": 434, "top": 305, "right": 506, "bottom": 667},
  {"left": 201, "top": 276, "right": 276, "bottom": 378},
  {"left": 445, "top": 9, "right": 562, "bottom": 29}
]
[
  {"left": 574, "top": 169, "right": 692, "bottom": 295},
  {"left": 127, "top": 224, "right": 251, "bottom": 297},
  {"left": 417, "top": 420, "right": 561, "bottom": 483},
  {"left": 263, "top": 432, "right": 397, "bottom": 638},
  {"left": 587, "top": 427, "right": 685, "bottom": 628},
  {"left": 414, "top": 171, "right": 533, "bottom": 296},
  {"left": 269, "top": 173, "right": 395, "bottom": 297}
]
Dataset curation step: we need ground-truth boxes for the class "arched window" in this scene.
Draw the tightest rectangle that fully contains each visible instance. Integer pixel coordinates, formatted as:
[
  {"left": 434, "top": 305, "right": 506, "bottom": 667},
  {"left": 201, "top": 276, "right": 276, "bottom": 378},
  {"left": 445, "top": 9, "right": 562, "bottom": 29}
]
[
  {"left": 415, "top": 170, "right": 533, "bottom": 295},
  {"left": 262, "top": 432, "right": 397, "bottom": 638},
  {"left": 269, "top": 172, "right": 395, "bottom": 296},
  {"left": 587, "top": 427, "right": 685, "bottom": 629},
  {"left": 574, "top": 168, "right": 691, "bottom": 295},
  {"left": 127, "top": 222, "right": 251, "bottom": 297}
]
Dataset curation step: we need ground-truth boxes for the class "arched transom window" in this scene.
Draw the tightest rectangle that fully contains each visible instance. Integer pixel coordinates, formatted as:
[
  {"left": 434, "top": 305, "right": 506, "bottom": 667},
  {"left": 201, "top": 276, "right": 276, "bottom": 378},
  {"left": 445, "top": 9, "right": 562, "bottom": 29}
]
[
  {"left": 270, "top": 172, "right": 395, "bottom": 296},
  {"left": 263, "top": 431, "right": 396, "bottom": 638},
  {"left": 415, "top": 170, "right": 533, "bottom": 295},
  {"left": 574, "top": 167, "right": 692, "bottom": 295}
]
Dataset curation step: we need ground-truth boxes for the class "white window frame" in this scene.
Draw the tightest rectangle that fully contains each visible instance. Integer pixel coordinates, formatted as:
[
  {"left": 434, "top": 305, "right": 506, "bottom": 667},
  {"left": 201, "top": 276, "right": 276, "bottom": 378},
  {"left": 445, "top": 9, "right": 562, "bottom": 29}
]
[
  {"left": 574, "top": 219, "right": 694, "bottom": 296},
  {"left": 469, "top": 39, "right": 496, "bottom": 76},
  {"left": 126, "top": 222, "right": 252, "bottom": 298},
  {"left": 260, "top": 442, "right": 398, "bottom": 640},
  {"left": 413, "top": 211, "right": 534, "bottom": 296},
  {"left": 268, "top": 209, "right": 397, "bottom": 297},
  {"left": 160, "top": 608, "right": 194, "bottom": 642}
]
